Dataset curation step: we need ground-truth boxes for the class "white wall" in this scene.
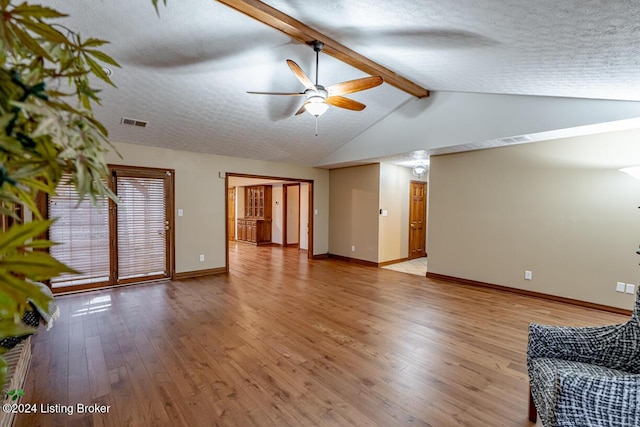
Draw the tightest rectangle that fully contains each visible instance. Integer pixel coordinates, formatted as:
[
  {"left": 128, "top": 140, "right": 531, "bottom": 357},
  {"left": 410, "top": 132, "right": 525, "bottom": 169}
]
[
  {"left": 329, "top": 164, "right": 380, "bottom": 262},
  {"left": 428, "top": 128, "right": 640, "bottom": 310},
  {"left": 318, "top": 92, "right": 640, "bottom": 167},
  {"left": 106, "top": 141, "right": 329, "bottom": 273}
]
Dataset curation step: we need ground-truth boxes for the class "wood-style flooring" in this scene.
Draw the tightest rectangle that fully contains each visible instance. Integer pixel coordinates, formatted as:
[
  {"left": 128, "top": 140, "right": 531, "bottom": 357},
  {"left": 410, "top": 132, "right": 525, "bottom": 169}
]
[{"left": 16, "top": 243, "right": 627, "bottom": 426}]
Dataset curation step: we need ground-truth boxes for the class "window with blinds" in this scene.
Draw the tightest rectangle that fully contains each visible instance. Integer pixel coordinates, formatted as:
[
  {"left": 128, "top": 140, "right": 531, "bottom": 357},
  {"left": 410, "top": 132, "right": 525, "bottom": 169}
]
[
  {"left": 49, "top": 179, "right": 110, "bottom": 287},
  {"left": 116, "top": 174, "right": 168, "bottom": 281}
]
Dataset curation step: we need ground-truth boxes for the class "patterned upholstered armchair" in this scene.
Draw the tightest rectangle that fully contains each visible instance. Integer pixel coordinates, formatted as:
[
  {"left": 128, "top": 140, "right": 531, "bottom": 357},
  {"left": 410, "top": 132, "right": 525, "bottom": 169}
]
[{"left": 527, "top": 292, "right": 640, "bottom": 427}]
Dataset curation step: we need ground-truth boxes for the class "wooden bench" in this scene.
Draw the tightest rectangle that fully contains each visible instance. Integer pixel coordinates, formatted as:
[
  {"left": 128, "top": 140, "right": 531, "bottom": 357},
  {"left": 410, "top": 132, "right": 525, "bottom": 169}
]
[{"left": 0, "top": 337, "right": 32, "bottom": 427}]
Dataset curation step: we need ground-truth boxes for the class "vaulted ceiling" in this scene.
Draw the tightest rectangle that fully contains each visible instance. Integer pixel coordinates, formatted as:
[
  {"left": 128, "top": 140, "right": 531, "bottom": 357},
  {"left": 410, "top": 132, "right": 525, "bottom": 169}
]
[{"left": 44, "top": 0, "right": 640, "bottom": 167}]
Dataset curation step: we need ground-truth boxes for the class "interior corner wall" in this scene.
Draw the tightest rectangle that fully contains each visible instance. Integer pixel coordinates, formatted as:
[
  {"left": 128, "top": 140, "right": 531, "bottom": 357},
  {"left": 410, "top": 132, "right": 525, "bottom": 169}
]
[
  {"left": 300, "top": 182, "right": 309, "bottom": 250},
  {"left": 271, "top": 184, "right": 283, "bottom": 245},
  {"left": 378, "top": 163, "right": 423, "bottom": 263},
  {"left": 106, "top": 141, "right": 330, "bottom": 274},
  {"left": 286, "top": 185, "right": 300, "bottom": 245},
  {"left": 427, "top": 128, "right": 640, "bottom": 310},
  {"left": 329, "top": 164, "right": 380, "bottom": 262}
]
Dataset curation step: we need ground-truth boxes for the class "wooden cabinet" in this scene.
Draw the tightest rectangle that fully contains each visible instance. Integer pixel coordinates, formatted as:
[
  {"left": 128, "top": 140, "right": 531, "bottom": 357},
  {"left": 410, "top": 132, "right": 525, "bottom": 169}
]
[{"left": 237, "top": 185, "right": 272, "bottom": 245}]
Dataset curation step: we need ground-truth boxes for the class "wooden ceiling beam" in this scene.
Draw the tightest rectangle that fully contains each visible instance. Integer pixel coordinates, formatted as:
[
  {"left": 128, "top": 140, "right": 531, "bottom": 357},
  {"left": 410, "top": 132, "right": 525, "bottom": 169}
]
[{"left": 215, "top": 0, "right": 430, "bottom": 98}]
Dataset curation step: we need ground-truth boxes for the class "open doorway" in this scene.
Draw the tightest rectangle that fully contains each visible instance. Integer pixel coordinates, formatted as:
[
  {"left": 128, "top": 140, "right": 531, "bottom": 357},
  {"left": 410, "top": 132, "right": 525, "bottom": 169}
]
[{"left": 225, "top": 173, "right": 314, "bottom": 271}]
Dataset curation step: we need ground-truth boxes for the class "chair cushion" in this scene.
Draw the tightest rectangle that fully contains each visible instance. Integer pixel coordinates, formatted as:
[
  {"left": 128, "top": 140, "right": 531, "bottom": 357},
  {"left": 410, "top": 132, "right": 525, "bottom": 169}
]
[{"left": 529, "top": 358, "right": 628, "bottom": 427}]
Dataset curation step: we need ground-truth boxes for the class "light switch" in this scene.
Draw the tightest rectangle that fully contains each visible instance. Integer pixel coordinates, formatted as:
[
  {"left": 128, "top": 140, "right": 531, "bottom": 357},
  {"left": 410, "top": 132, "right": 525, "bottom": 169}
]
[
  {"left": 626, "top": 283, "right": 636, "bottom": 294},
  {"left": 178, "top": 209, "right": 183, "bottom": 217},
  {"left": 382, "top": 210, "right": 388, "bottom": 217}
]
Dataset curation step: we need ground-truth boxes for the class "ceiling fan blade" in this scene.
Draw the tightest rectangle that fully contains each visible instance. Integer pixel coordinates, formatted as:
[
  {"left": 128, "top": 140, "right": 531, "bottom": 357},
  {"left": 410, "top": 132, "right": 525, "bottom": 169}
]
[
  {"left": 295, "top": 101, "right": 309, "bottom": 115},
  {"left": 326, "top": 96, "right": 366, "bottom": 111},
  {"left": 286, "top": 59, "right": 318, "bottom": 92},
  {"left": 247, "top": 91, "right": 305, "bottom": 96},
  {"left": 327, "top": 76, "right": 383, "bottom": 96}
]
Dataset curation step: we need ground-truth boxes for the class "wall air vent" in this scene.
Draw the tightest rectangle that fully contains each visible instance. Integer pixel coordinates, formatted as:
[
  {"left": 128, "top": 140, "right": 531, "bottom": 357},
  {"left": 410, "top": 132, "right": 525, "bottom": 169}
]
[{"left": 120, "top": 117, "right": 148, "bottom": 128}]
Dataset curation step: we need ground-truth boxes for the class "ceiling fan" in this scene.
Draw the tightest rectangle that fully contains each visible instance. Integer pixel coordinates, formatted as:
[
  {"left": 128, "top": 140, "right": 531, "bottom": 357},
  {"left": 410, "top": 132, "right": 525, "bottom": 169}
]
[{"left": 247, "top": 41, "right": 384, "bottom": 119}]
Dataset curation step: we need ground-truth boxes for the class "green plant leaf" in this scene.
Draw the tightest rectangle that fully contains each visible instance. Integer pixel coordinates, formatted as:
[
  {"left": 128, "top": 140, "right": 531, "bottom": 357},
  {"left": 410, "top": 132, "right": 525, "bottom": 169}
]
[
  {"left": 21, "top": 20, "right": 69, "bottom": 45},
  {"left": 24, "top": 239, "right": 59, "bottom": 249},
  {"left": 0, "top": 251, "right": 78, "bottom": 280},
  {"left": 0, "top": 319, "right": 36, "bottom": 340},
  {"left": 0, "top": 220, "right": 54, "bottom": 254},
  {"left": 8, "top": 23, "right": 52, "bottom": 60},
  {"left": 82, "top": 54, "right": 115, "bottom": 87},
  {"left": 0, "top": 272, "right": 53, "bottom": 313},
  {"left": 11, "top": 4, "right": 67, "bottom": 19},
  {"left": 13, "top": 186, "right": 41, "bottom": 220},
  {"left": 81, "top": 38, "right": 108, "bottom": 48},
  {"left": 83, "top": 49, "right": 120, "bottom": 67}
]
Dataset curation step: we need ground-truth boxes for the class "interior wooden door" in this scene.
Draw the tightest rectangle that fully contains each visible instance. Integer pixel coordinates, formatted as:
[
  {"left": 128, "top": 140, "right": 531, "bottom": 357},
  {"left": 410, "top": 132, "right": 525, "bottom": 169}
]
[
  {"left": 409, "top": 181, "right": 427, "bottom": 259},
  {"left": 228, "top": 187, "right": 235, "bottom": 240}
]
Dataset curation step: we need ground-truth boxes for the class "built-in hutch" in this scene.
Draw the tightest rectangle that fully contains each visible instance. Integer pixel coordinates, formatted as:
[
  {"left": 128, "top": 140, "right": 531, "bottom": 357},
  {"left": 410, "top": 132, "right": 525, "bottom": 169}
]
[{"left": 237, "top": 185, "right": 272, "bottom": 245}]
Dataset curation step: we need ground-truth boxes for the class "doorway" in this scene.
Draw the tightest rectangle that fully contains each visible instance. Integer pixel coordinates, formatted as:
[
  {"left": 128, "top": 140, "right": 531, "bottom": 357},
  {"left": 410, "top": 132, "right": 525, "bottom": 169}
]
[
  {"left": 225, "top": 174, "right": 314, "bottom": 271},
  {"left": 408, "top": 181, "right": 427, "bottom": 259}
]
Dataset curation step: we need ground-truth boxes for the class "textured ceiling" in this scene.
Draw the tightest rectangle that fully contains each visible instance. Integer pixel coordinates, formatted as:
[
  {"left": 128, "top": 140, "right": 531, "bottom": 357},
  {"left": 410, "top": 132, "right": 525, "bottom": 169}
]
[
  {"left": 42, "top": 0, "right": 640, "bottom": 167},
  {"left": 266, "top": 0, "right": 640, "bottom": 101}
]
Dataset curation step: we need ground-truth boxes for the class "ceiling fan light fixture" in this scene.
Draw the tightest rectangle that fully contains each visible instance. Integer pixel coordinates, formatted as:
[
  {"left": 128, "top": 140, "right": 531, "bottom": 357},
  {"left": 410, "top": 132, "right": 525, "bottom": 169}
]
[{"left": 305, "top": 98, "right": 329, "bottom": 117}]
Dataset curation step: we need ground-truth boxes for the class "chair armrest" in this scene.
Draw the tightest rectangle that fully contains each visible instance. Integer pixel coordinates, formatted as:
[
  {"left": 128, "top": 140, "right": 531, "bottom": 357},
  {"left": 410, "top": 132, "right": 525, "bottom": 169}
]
[
  {"left": 555, "top": 372, "right": 640, "bottom": 427},
  {"left": 528, "top": 322, "right": 625, "bottom": 363}
]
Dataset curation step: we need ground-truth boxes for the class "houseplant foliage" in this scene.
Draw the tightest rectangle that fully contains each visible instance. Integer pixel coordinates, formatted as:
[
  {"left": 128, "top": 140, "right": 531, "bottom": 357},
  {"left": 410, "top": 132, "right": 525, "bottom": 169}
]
[{"left": 0, "top": 0, "right": 165, "bottom": 386}]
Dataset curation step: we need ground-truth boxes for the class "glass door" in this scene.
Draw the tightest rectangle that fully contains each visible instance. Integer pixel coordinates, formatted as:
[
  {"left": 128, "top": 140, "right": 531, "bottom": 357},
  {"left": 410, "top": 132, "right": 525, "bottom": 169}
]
[{"left": 112, "top": 167, "right": 173, "bottom": 284}]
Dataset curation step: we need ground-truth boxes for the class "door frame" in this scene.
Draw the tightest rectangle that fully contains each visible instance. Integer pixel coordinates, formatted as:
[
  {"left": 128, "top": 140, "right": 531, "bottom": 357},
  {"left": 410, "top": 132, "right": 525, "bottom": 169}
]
[
  {"left": 110, "top": 165, "right": 176, "bottom": 286},
  {"left": 225, "top": 173, "right": 314, "bottom": 271},
  {"left": 227, "top": 186, "right": 236, "bottom": 241}
]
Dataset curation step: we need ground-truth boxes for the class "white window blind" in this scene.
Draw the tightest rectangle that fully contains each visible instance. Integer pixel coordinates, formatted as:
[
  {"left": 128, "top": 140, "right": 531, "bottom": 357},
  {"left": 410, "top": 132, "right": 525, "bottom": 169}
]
[
  {"left": 49, "top": 178, "right": 110, "bottom": 287},
  {"left": 116, "top": 175, "right": 167, "bottom": 280}
]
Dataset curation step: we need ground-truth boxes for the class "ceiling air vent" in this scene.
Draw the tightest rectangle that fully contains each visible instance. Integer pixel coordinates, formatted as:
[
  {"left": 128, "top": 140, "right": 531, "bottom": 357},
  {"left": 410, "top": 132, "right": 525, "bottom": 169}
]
[
  {"left": 120, "top": 117, "right": 148, "bottom": 128},
  {"left": 498, "top": 135, "right": 532, "bottom": 144}
]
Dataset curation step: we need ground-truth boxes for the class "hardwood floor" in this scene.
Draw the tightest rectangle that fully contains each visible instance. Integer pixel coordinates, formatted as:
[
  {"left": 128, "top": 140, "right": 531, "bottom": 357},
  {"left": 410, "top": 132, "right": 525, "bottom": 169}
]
[{"left": 16, "top": 243, "right": 627, "bottom": 426}]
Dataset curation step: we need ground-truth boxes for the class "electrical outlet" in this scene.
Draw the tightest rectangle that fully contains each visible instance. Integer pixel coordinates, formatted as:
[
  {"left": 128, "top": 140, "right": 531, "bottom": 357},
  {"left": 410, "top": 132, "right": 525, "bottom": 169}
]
[
  {"left": 524, "top": 270, "right": 532, "bottom": 280},
  {"left": 199, "top": 254, "right": 205, "bottom": 262},
  {"left": 351, "top": 245, "right": 356, "bottom": 252},
  {"left": 626, "top": 283, "right": 636, "bottom": 294},
  {"left": 617, "top": 282, "right": 626, "bottom": 293}
]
